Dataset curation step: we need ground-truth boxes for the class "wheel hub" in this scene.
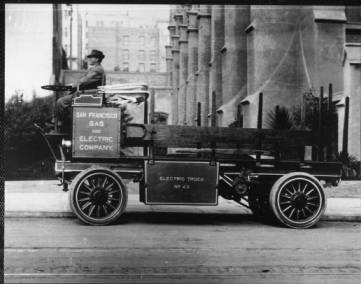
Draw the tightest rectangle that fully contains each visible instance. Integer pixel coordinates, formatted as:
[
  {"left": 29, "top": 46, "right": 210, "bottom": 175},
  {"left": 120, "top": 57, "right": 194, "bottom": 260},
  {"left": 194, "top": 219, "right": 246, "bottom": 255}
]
[
  {"left": 292, "top": 193, "right": 308, "bottom": 209},
  {"left": 91, "top": 188, "right": 108, "bottom": 205}
]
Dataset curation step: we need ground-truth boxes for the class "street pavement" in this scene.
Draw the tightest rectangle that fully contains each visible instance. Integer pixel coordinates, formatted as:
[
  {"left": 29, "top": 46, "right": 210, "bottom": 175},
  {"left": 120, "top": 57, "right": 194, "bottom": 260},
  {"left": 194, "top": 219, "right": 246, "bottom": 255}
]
[
  {"left": 4, "top": 218, "right": 361, "bottom": 283},
  {"left": 4, "top": 180, "right": 361, "bottom": 283}
]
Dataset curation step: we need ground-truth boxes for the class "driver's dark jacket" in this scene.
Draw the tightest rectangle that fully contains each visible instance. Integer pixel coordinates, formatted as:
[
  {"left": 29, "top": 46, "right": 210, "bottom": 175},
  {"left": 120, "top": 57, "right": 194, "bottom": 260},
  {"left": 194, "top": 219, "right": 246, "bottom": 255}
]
[
  {"left": 56, "top": 63, "right": 105, "bottom": 123},
  {"left": 77, "top": 63, "right": 105, "bottom": 90}
]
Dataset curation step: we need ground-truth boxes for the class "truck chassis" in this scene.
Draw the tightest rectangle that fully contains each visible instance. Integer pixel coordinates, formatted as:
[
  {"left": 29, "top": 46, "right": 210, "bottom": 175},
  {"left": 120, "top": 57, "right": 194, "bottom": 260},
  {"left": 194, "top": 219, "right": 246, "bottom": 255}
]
[{"left": 37, "top": 85, "right": 341, "bottom": 228}]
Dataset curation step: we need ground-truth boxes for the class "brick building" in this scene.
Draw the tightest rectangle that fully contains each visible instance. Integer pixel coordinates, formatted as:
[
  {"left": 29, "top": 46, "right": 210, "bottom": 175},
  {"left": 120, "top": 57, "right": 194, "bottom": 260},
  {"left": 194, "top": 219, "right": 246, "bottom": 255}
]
[
  {"left": 166, "top": 5, "right": 361, "bottom": 160},
  {"left": 60, "top": 5, "right": 169, "bottom": 73},
  {"left": 82, "top": 7, "right": 168, "bottom": 73},
  {"left": 87, "top": 24, "right": 163, "bottom": 73}
]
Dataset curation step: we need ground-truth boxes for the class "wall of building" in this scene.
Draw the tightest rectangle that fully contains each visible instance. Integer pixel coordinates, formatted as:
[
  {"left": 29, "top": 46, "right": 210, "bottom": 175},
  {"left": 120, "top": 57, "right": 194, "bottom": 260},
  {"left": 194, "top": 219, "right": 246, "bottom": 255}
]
[
  {"left": 342, "top": 44, "right": 361, "bottom": 159},
  {"left": 165, "top": 5, "right": 361, "bottom": 160},
  {"left": 61, "top": 5, "right": 169, "bottom": 73},
  {"left": 87, "top": 25, "right": 162, "bottom": 72},
  {"left": 222, "top": 6, "right": 249, "bottom": 110}
]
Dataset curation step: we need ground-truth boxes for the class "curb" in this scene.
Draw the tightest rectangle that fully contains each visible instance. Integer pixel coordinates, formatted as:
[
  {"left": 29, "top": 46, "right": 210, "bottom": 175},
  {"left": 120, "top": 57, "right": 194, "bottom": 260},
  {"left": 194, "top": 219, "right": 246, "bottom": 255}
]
[
  {"left": 5, "top": 211, "right": 75, "bottom": 218},
  {"left": 5, "top": 212, "right": 361, "bottom": 222},
  {"left": 321, "top": 215, "right": 361, "bottom": 222}
]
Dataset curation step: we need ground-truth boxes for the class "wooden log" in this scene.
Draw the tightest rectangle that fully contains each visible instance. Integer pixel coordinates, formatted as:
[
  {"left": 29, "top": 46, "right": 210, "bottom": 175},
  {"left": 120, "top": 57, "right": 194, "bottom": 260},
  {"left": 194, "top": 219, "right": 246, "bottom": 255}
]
[
  {"left": 257, "top": 92, "right": 263, "bottom": 129},
  {"left": 237, "top": 104, "right": 243, "bottom": 127},
  {"left": 301, "top": 95, "right": 305, "bottom": 127},
  {"left": 274, "top": 105, "right": 281, "bottom": 161},
  {"left": 342, "top": 96, "right": 350, "bottom": 154},
  {"left": 211, "top": 91, "right": 216, "bottom": 127},
  {"left": 167, "top": 147, "right": 274, "bottom": 157},
  {"left": 197, "top": 102, "right": 201, "bottom": 127},
  {"left": 149, "top": 88, "right": 155, "bottom": 123},
  {"left": 125, "top": 124, "right": 316, "bottom": 149},
  {"left": 256, "top": 93, "right": 263, "bottom": 161},
  {"left": 328, "top": 83, "right": 333, "bottom": 113},
  {"left": 144, "top": 98, "right": 148, "bottom": 124},
  {"left": 327, "top": 83, "right": 333, "bottom": 160},
  {"left": 311, "top": 106, "right": 318, "bottom": 161},
  {"left": 318, "top": 86, "right": 324, "bottom": 161}
]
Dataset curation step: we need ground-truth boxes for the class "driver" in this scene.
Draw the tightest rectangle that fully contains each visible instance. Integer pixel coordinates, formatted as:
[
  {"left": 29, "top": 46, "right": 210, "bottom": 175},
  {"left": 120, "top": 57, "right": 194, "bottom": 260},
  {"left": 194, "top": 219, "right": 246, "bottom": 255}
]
[{"left": 55, "top": 49, "right": 106, "bottom": 130}]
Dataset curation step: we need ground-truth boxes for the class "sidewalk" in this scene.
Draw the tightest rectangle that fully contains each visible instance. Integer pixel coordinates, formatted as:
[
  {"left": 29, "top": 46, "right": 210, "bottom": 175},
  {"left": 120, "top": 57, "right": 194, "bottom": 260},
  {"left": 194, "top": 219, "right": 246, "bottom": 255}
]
[{"left": 4, "top": 180, "right": 361, "bottom": 221}]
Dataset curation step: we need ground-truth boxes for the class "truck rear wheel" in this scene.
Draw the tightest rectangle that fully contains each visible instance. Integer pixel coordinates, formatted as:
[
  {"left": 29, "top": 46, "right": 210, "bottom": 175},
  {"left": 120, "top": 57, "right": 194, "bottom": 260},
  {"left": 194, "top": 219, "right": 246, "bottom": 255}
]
[
  {"left": 69, "top": 167, "right": 128, "bottom": 225},
  {"left": 269, "top": 172, "right": 326, "bottom": 229}
]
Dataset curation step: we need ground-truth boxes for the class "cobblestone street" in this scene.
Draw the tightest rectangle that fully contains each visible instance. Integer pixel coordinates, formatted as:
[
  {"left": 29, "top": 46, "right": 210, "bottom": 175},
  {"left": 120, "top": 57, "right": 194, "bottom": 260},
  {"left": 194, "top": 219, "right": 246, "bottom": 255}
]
[{"left": 5, "top": 217, "right": 361, "bottom": 283}]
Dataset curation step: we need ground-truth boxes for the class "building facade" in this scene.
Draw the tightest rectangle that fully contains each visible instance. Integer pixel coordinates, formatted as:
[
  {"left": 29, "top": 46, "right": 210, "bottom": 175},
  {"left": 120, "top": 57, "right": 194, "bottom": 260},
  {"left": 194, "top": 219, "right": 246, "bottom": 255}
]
[
  {"left": 87, "top": 24, "right": 163, "bottom": 72},
  {"left": 166, "top": 5, "right": 361, "bottom": 159},
  {"left": 61, "top": 5, "right": 169, "bottom": 73}
]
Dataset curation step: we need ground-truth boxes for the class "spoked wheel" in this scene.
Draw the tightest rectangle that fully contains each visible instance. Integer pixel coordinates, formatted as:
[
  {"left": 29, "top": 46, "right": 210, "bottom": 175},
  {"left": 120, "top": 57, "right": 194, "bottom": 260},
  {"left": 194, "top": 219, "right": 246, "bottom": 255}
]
[
  {"left": 269, "top": 172, "right": 326, "bottom": 229},
  {"left": 69, "top": 167, "right": 128, "bottom": 225}
]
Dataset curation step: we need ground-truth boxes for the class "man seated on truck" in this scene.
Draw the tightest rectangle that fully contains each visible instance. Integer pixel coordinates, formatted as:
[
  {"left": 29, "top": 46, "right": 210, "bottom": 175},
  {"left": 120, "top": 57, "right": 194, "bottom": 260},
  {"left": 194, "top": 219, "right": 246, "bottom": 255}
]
[{"left": 55, "top": 49, "right": 106, "bottom": 131}]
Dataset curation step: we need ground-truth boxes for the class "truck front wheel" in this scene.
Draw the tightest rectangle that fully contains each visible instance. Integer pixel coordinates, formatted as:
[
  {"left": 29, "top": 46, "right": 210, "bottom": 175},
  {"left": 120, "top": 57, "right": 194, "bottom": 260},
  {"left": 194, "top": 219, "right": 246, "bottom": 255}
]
[{"left": 69, "top": 167, "right": 128, "bottom": 225}]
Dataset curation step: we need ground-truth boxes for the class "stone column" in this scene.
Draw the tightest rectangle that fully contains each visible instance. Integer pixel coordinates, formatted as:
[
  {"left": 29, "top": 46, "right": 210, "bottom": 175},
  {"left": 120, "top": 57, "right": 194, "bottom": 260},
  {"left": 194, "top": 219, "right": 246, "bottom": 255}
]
[
  {"left": 178, "top": 24, "right": 189, "bottom": 125},
  {"left": 175, "top": 4, "right": 184, "bottom": 14},
  {"left": 181, "top": 5, "right": 191, "bottom": 21},
  {"left": 168, "top": 6, "right": 177, "bottom": 27},
  {"left": 209, "top": 5, "right": 224, "bottom": 126},
  {"left": 185, "top": 9, "right": 199, "bottom": 126},
  {"left": 343, "top": 44, "right": 361, "bottom": 160},
  {"left": 165, "top": 45, "right": 173, "bottom": 87},
  {"left": 246, "top": 6, "right": 307, "bottom": 128},
  {"left": 173, "top": 12, "right": 183, "bottom": 125},
  {"left": 196, "top": 5, "right": 212, "bottom": 126},
  {"left": 165, "top": 44, "right": 173, "bottom": 124},
  {"left": 222, "top": 5, "right": 249, "bottom": 107},
  {"left": 171, "top": 34, "right": 180, "bottom": 125},
  {"left": 168, "top": 24, "right": 177, "bottom": 125}
]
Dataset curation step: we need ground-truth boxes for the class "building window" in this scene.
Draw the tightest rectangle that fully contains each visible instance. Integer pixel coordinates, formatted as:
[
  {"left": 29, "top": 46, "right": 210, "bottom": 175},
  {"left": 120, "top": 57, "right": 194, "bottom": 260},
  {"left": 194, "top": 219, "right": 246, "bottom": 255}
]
[
  {"left": 139, "top": 63, "right": 145, "bottom": 72},
  {"left": 123, "top": 35, "right": 129, "bottom": 46},
  {"left": 150, "top": 50, "right": 156, "bottom": 62},
  {"left": 139, "top": 35, "right": 145, "bottom": 45},
  {"left": 123, "top": 62, "right": 129, "bottom": 72},
  {"left": 96, "top": 21, "right": 104, "bottom": 27},
  {"left": 150, "top": 63, "right": 156, "bottom": 72},
  {"left": 123, "top": 49, "right": 129, "bottom": 60},
  {"left": 345, "top": 6, "right": 361, "bottom": 23},
  {"left": 346, "top": 29, "right": 361, "bottom": 43},
  {"left": 64, "top": 27, "right": 68, "bottom": 38},
  {"left": 138, "top": 50, "right": 145, "bottom": 61}
]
